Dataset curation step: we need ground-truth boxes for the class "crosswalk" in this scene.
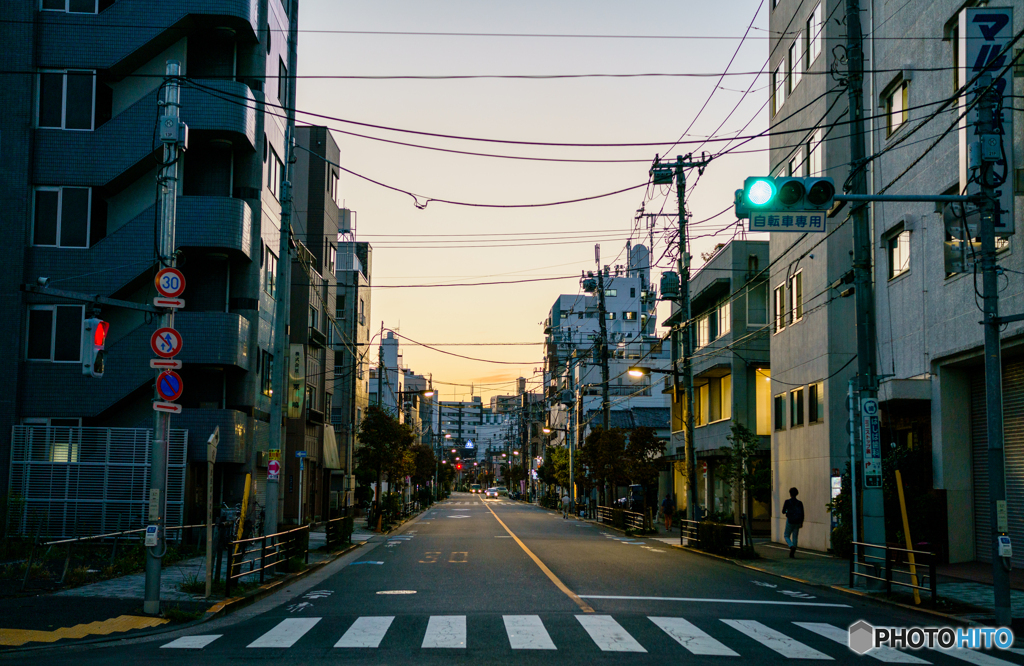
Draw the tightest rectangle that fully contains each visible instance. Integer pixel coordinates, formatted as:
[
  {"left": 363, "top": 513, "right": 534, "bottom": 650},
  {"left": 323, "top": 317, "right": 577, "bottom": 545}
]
[{"left": 159, "top": 615, "right": 1020, "bottom": 663}]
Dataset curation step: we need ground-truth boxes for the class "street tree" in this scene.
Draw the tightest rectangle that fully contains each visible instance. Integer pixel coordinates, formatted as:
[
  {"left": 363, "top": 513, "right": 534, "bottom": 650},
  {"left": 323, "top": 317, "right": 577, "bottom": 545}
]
[
  {"left": 356, "top": 405, "right": 416, "bottom": 529},
  {"left": 624, "top": 426, "right": 665, "bottom": 490},
  {"left": 720, "top": 422, "right": 769, "bottom": 545}
]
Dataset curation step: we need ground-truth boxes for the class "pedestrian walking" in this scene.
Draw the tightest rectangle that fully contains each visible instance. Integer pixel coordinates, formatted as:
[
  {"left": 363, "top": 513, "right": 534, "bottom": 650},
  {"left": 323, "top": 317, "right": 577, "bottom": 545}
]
[
  {"left": 661, "top": 494, "right": 674, "bottom": 531},
  {"left": 782, "top": 487, "right": 804, "bottom": 558},
  {"left": 561, "top": 491, "right": 571, "bottom": 518}
]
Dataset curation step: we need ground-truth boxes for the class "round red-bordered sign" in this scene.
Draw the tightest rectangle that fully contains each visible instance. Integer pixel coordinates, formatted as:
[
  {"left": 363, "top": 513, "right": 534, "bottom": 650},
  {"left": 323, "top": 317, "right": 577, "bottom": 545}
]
[
  {"left": 154, "top": 268, "right": 186, "bottom": 298},
  {"left": 156, "top": 370, "right": 184, "bottom": 402},
  {"left": 151, "top": 327, "right": 183, "bottom": 358}
]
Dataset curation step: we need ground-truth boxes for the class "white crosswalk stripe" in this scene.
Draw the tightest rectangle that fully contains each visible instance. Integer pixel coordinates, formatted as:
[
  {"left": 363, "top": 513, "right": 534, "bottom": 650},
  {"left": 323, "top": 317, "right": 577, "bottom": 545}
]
[
  {"left": 504, "top": 615, "right": 556, "bottom": 650},
  {"left": 795, "top": 622, "right": 930, "bottom": 663},
  {"left": 422, "top": 615, "right": 466, "bottom": 648},
  {"left": 247, "top": 618, "right": 321, "bottom": 648},
  {"left": 160, "top": 635, "right": 222, "bottom": 649},
  {"left": 649, "top": 617, "right": 738, "bottom": 656},
  {"left": 334, "top": 616, "right": 394, "bottom": 648},
  {"left": 576, "top": 615, "right": 646, "bottom": 653},
  {"left": 722, "top": 619, "right": 833, "bottom": 660}
]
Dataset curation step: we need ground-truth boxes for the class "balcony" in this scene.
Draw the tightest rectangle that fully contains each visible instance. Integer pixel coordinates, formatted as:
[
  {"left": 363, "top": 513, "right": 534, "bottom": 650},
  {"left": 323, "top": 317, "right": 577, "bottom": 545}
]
[
  {"left": 175, "top": 312, "right": 251, "bottom": 370},
  {"left": 37, "top": 0, "right": 258, "bottom": 72}
]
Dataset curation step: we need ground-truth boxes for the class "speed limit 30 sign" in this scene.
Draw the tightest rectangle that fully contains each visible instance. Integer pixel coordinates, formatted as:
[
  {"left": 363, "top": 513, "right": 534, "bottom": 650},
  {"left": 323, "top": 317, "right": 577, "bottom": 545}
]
[{"left": 155, "top": 268, "right": 186, "bottom": 298}]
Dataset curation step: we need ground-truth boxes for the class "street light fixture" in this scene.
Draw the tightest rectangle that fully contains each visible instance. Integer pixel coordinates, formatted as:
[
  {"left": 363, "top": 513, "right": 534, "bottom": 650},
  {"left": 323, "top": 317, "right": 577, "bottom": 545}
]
[{"left": 627, "top": 365, "right": 674, "bottom": 378}]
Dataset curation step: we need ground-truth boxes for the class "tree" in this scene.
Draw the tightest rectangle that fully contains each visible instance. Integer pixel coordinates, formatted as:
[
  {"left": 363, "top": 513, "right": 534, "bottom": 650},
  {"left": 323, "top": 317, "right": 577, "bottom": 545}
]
[
  {"left": 577, "top": 427, "right": 628, "bottom": 504},
  {"left": 355, "top": 406, "right": 416, "bottom": 529},
  {"left": 624, "top": 426, "right": 665, "bottom": 489},
  {"left": 548, "top": 445, "right": 570, "bottom": 489},
  {"left": 721, "top": 422, "right": 768, "bottom": 544},
  {"left": 408, "top": 443, "right": 436, "bottom": 487}
]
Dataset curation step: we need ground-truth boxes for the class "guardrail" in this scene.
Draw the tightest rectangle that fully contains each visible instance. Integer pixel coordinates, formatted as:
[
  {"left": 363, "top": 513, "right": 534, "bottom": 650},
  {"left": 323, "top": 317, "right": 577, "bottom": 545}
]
[
  {"left": 596, "top": 506, "right": 649, "bottom": 533},
  {"left": 325, "top": 509, "right": 354, "bottom": 550},
  {"left": 850, "top": 541, "right": 937, "bottom": 606},
  {"left": 224, "top": 524, "right": 309, "bottom": 596},
  {"left": 678, "top": 519, "right": 745, "bottom": 554}
]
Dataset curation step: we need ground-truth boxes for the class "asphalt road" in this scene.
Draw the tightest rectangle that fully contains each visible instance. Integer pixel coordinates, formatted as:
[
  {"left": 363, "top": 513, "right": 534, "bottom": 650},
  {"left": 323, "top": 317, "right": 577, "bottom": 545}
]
[{"left": 11, "top": 492, "right": 1023, "bottom": 665}]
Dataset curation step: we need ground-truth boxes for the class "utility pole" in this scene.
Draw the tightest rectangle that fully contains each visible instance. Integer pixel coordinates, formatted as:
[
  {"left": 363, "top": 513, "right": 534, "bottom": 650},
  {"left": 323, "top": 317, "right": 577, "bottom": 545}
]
[
  {"left": 377, "top": 324, "right": 384, "bottom": 407},
  {"left": 594, "top": 245, "right": 611, "bottom": 433},
  {"left": 144, "top": 61, "right": 183, "bottom": 615},
  {"left": 264, "top": 0, "right": 299, "bottom": 538},
  {"left": 976, "top": 74, "right": 1011, "bottom": 627},
  {"left": 844, "top": 0, "right": 885, "bottom": 550}
]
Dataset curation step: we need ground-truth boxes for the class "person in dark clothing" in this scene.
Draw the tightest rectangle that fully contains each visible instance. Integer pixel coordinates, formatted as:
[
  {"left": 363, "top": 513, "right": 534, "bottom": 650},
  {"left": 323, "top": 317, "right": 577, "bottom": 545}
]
[
  {"left": 661, "top": 494, "right": 675, "bottom": 531},
  {"left": 782, "top": 487, "right": 804, "bottom": 558}
]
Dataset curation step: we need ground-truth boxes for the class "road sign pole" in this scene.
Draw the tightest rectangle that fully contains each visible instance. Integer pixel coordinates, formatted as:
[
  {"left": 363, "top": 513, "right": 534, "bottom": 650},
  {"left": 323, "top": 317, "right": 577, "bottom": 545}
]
[
  {"left": 145, "top": 60, "right": 183, "bottom": 616},
  {"left": 205, "top": 427, "right": 218, "bottom": 598}
]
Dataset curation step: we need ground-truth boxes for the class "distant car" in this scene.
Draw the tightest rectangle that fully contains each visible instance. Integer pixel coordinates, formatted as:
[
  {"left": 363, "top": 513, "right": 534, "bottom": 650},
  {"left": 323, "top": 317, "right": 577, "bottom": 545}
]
[
  {"left": 470, "top": 484, "right": 482, "bottom": 494},
  {"left": 495, "top": 487, "right": 509, "bottom": 497},
  {"left": 485, "top": 487, "right": 499, "bottom": 498}
]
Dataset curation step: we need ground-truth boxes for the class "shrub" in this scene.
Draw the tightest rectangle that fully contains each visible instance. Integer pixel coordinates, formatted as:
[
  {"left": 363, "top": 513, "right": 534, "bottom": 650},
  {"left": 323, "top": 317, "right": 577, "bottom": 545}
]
[
  {"left": 831, "top": 523, "right": 853, "bottom": 559},
  {"left": 164, "top": 606, "right": 204, "bottom": 623},
  {"left": 64, "top": 566, "right": 94, "bottom": 587},
  {"left": 697, "top": 522, "right": 737, "bottom": 555},
  {"left": 179, "top": 571, "right": 206, "bottom": 594}
]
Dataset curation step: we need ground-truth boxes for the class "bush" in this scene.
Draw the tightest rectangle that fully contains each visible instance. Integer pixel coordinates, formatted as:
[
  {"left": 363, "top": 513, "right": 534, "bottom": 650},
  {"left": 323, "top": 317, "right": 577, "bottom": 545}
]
[
  {"left": 179, "top": 571, "right": 205, "bottom": 594},
  {"left": 284, "top": 556, "right": 307, "bottom": 573},
  {"left": 831, "top": 523, "right": 853, "bottom": 559},
  {"left": 64, "top": 566, "right": 95, "bottom": 587},
  {"left": 697, "top": 522, "right": 737, "bottom": 555},
  {"left": 163, "top": 605, "right": 204, "bottom": 623}
]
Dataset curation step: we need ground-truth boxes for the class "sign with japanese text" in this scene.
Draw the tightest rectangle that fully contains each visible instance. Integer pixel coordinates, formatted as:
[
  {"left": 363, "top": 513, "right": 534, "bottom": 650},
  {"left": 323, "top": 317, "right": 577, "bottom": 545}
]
[
  {"left": 861, "top": 397, "right": 882, "bottom": 487},
  {"left": 748, "top": 211, "right": 827, "bottom": 233}
]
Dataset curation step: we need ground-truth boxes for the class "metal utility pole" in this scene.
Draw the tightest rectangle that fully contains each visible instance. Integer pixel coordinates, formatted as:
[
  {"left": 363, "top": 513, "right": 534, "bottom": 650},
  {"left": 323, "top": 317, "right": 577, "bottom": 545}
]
[
  {"left": 265, "top": 0, "right": 299, "bottom": 538},
  {"left": 594, "top": 245, "right": 611, "bottom": 432},
  {"left": 377, "top": 324, "right": 384, "bottom": 407},
  {"left": 975, "top": 75, "right": 1012, "bottom": 627},
  {"left": 844, "top": 0, "right": 884, "bottom": 549},
  {"left": 144, "top": 61, "right": 183, "bottom": 615}
]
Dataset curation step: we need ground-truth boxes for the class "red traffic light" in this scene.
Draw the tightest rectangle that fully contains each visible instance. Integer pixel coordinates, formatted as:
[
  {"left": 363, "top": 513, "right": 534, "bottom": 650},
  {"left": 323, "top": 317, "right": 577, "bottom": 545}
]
[
  {"left": 93, "top": 321, "right": 109, "bottom": 346},
  {"left": 456, "top": 463, "right": 463, "bottom": 471}
]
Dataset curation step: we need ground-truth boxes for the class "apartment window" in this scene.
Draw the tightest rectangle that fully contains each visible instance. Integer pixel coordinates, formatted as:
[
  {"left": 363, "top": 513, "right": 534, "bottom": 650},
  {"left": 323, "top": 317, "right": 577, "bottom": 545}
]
[
  {"left": 630, "top": 287, "right": 636, "bottom": 298},
  {"left": 267, "top": 147, "right": 283, "bottom": 199},
  {"left": 789, "top": 272, "right": 803, "bottom": 322},
  {"left": 33, "top": 187, "right": 90, "bottom": 247},
  {"left": 261, "top": 351, "right": 274, "bottom": 396},
  {"left": 774, "top": 393, "right": 787, "bottom": 431},
  {"left": 704, "top": 374, "right": 732, "bottom": 423},
  {"left": 885, "top": 78, "right": 909, "bottom": 136},
  {"left": 756, "top": 369, "right": 772, "bottom": 435},
  {"left": 623, "top": 311, "right": 637, "bottom": 321},
  {"left": 278, "top": 58, "right": 289, "bottom": 105},
  {"left": 263, "top": 247, "right": 278, "bottom": 297},
  {"left": 808, "top": 128, "right": 824, "bottom": 176},
  {"left": 718, "top": 301, "right": 731, "bottom": 336},
  {"left": 790, "top": 387, "right": 805, "bottom": 427},
  {"left": 772, "top": 62, "right": 786, "bottom": 116},
  {"left": 774, "top": 284, "right": 787, "bottom": 332},
  {"left": 604, "top": 289, "right": 617, "bottom": 297},
  {"left": 888, "top": 230, "right": 910, "bottom": 279},
  {"left": 309, "top": 305, "right": 319, "bottom": 330},
  {"left": 697, "top": 314, "right": 710, "bottom": 348},
  {"left": 577, "top": 313, "right": 584, "bottom": 320},
  {"left": 605, "top": 312, "right": 616, "bottom": 320},
  {"left": 330, "top": 170, "right": 341, "bottom": 208},
  {"left": 41, "top": 0, "right": 109, "bottom": 11},
  {"left": 26, "top": 305, "right": 83, "bottom": 362},
  {"left": 806, "top": 3, "right": 822, "bottom": 66},
  {"left": 788, "top": 37, "right": 803, "bottom": 92},
  {"left": 809, "top": 381, "right": 824, "bottom": 423},
  {"left": 38, "top": 70, "right": 95, "bottom": 130},
  {"left": 788, "top": 147, "right": 807, "bottom": 178},
  {"left": 337, "top": 294, "right": 346, "bottom": 319}
]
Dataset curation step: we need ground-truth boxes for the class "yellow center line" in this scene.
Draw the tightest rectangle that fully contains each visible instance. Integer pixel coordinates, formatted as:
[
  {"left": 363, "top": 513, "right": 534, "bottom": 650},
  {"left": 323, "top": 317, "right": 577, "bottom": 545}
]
[{"left": 483, "top": 501, "right": 594, "bottom": 613}]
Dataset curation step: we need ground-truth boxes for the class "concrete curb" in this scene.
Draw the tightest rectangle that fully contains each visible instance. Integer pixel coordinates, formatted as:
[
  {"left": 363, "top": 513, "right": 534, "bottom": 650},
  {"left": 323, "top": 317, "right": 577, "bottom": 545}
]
[{"left": 0, "top": 540, "right": 365, "bottom": 654}]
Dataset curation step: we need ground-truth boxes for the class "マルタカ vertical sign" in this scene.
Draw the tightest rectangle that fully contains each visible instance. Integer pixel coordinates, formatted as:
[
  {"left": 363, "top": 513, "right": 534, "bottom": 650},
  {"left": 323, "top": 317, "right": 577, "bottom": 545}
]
[{"left": 861, "top": 397, "right": 882, "bottom": 487}]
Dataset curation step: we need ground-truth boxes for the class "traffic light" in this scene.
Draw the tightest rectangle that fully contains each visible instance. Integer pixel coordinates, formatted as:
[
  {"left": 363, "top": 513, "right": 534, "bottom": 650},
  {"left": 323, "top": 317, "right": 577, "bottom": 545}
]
[
  {"left": 82, "top": 318, "right": 109, "bottom": 378},
  {"left": 735, "top": 177, "right": 836, "bottom": 219},
  {"left": 456, "top": 463, "right": 463, "bottom": 471}
]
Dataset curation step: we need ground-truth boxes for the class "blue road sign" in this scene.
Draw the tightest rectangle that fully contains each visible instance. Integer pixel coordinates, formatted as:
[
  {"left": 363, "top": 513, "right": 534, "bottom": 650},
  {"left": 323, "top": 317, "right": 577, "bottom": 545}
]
[
  {"left": 295, "top": 450, "right": 308, "bottom": 457},
  {"left": 156, "top": 370, "right": 183, "bottom": 402}
]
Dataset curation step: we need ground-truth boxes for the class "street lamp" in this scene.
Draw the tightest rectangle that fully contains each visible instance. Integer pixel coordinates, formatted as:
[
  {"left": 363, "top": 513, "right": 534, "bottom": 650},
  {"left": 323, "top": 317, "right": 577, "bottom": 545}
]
[{"left": 627, "top": 365, "right": 674, "bottom": 378}]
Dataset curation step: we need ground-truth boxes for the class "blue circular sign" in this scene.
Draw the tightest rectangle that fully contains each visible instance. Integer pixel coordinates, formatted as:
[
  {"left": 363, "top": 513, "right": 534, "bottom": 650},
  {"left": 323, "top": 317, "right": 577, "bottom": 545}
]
[{"left": 157, "top": 370, "right": 183, "bottom": 402}]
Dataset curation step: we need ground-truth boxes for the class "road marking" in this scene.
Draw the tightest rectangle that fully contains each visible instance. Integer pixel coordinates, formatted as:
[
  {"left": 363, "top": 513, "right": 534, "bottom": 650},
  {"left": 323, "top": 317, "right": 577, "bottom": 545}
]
[
  {"left": 335, "top": 616, "right": 394, "bottom": 648},
  {"left": 420, "top": 552, "right": 441, "bottom": 563},
  {"left": 578, "top": 595, "right": 850, "bottom": 608},
  {"left": 503, "top": 615, "right": 556, "bottom": 650},
  {"left": 422, "top": 615, "right": 466, "bottom": 648},
  {"left": 483, "top": 502, "right": 594, "bottom": 613},
  {"left": 247, "top": 618, "right": 321, "bottom": 648},
  {"left": 795, "top": 623, "right": 929, "bottom": 663},
  {"left": 449, "top": 551, "right": 468, "bottom": 563},
  {"left": 649, "top": 617, "right": 738, "bottom": 656},
  {"left": 448, "top": 515, "right": 470, "bottom": 519},
  {"left": 349, "top": 561, "right": 383, "bottom": 566},
  {"left": 0, "top": 615, "right": 169, "bottom": 646},
  {"left": 161, "top": 635, "right": 222, "bottom": 649},
  {"left": 376, "top": 590, "right": 416, "bottom": 595},
  {"left": 576, "top": 615, "right": 646, "bottom": 652},
  {"left": 722, "top": 619, "right": 832, "bottom": 660}
]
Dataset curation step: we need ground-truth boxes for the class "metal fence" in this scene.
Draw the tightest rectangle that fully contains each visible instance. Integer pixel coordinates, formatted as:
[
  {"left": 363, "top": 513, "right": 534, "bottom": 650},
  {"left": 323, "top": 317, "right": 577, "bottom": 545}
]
[
  {"left": 596, "top": 505, "right": 648, "bottom": 532},
  {"left": 8, "top": 426, "right": 188, "bottom": 539},
  {"left": 678, "top": 519, "right": 745, "bottom": 553},
  {"left": 225, "top": 524, "right": 309, "bottom": 596},
  {"left": 850, "top": 541, "right": 938, "bottom": 606}
]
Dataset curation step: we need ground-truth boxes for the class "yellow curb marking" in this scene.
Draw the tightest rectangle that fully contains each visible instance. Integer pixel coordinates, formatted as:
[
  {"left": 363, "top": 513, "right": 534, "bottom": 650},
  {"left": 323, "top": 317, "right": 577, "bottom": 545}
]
[
  {"left": 484, "top": 503, "right": 594, "bottom": 613},
  {"left": 0, "top": 614, "right": 168, "bottom": 646}
]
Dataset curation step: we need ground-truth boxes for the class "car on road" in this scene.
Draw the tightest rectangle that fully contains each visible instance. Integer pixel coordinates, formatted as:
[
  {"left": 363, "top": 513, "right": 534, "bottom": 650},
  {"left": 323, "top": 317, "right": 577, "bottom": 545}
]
[
  {"left": 484, "top": 487, "right": 508, "bottom": 499},
  {"left": 470, "top": 484, "right": 482, "bottom": 494}
]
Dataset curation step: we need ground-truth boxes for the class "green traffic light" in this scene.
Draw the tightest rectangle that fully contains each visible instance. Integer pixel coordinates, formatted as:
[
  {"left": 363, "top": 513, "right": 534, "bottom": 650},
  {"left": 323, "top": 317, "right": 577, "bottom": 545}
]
[{"left": 747, "top": 179, "right": 775, "bottom": 206}]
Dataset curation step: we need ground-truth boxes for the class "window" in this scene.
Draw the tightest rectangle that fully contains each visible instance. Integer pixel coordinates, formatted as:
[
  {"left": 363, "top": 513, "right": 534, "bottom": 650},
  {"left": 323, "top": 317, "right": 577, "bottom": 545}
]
[
  {"left": 309, "top": 305, "right": 319, "bottom": 330},
  {"left": 885, "top": 78, "right": 909, "bottom": 136},
  {"left": 26, "top": 305, "right": 83, "bottom": 362},
  {"left": 604, "top": 289, "right": 617, "bottom": 297},
  {"left": 788, "top": 147, "right": 806, "bottom": 178},
  {"left": 697, "top": 314, "right": 710, "bottom": 347},
  {"left": 808, "top": 128, "right": 824, "bottom": 176},
  {"left": 278, "top": 57, "right": 289, "bottom": 105},
  {"left": 330, "top": 170, "right": 341, "bottom": 208},
  {"left": 41, "top": 0, "right": 108, "bottom": 12},
  {"left": 888, "top": 230, "right": 910, "bottom": 279},
  {"left": 951, "top": 20, "right": 959, "bottom": 93},
  {"left": 630, "top": 287, "right": 636, "bottom": 298},
  {"left": 772, "top": 62, "right": 786, "bottom": 115},
  {"left": 718, "top": 301, "right": 731, "bottom": 336},
  {"left": 263, "top": 247, "right": 278, "bottom": 297},
  {"left": 788, "top": 37, "right": 803, "bottom": 92},
  {"left": 326, "top": 242, "right": 336, "bottom": 273},
  {"left": 774, "top": 393, "right": 787, "bottom": 431},
  {"left": 605, "top": 312, "right": 616, "bottom": 320},
  {"left": 702, "top": 374, "right": 732, "bottom": 423},
  {"left": 267, "top": 147, "right": 283, "bottom": 199},
  {"left": 261, "top": 351, "right": 274, "bottom": 396},
  {"left": 337, "top": 294, "right": 346, "bottom": 318},
  {"left": 806, "top": 3, "right": 822, "bottom": 66},
  {"left": 623, "top": 311, "right": 637, "bottom": 321},
  {"left": 789, "top": 272, "right": 803, "bottom": 322},
  {"left": 774, "top": 284, "right": 787, "bottom": 332},
  {"left": 33, "top": 187, "right": 91, "bottom": 247},
  {"left": 756, "top": 369, "right": 772, "bottom": 435},
  {"left": 38, "top": 70, "right": 95, "bottom": 130},
  {"left": 809, "top": 381, "right": 824, "bottom": 423},
  {"left": 790, "top": 387, "right": 805, "bottom": 427}
]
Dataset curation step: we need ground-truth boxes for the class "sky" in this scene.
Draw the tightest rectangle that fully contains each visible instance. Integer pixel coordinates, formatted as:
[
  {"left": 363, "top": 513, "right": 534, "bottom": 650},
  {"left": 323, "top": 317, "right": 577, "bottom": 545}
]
[{"left": 294, "top": 0, "right": 772, "bottom": 403}]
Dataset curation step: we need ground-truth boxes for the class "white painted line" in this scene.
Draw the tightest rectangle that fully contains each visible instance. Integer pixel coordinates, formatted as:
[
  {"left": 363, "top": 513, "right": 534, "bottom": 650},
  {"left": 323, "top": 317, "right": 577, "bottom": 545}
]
[
  {"left": 649, "top": 617, "right": 738, "bottom": 656},
  {"left": 161, "top": 635, "right": 222, "bottom": 649},
  {"left": 722, "top": 620, "right": 832, "bottom": 660},
  {"left": 576, "top": 615, "right": 646, "bottom": 653},
  {"left": 247, "top": 618, "right": 321, "bottom": 648},
  {"left": 422, "top": 615, "right": 466, "bottom": 648},
  {"left": 503, "top": 615, "right": 556, "bottom": 650},
  {"left": 795, "top": 623, "right": 928, "bottom": 663},
  {"left": 578, "top": 595, "right": 850, "bottom": 608},
  {"left": 335, "top": 616, "right": 394, "bottom": 648}
]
